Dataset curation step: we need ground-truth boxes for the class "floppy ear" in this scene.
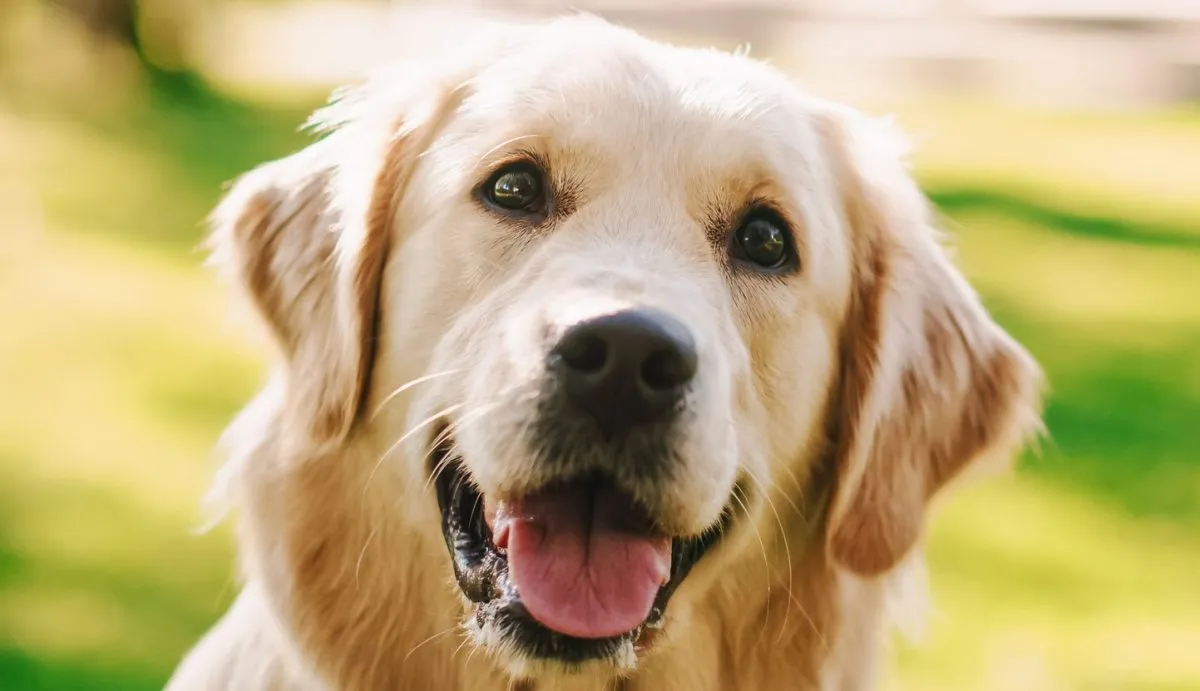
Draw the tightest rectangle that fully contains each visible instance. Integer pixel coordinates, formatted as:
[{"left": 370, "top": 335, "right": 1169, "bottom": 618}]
[
  {"left": 818, "top": 106, "right": 1044, "bottom": 576},
  {"left": 208, "top": 77, "right": 463, "bottom": 452}
]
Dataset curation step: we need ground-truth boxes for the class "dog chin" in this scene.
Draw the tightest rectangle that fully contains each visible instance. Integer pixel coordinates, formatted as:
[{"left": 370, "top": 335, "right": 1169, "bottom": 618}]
[{"left": 467, "top": 618, "right": 644, "bottom": 680}]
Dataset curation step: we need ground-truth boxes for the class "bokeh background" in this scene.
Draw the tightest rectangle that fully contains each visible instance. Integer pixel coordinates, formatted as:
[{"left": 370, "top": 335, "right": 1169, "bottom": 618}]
[{"left": 2, "top": 1, "right": 1198, "bottom": 689}]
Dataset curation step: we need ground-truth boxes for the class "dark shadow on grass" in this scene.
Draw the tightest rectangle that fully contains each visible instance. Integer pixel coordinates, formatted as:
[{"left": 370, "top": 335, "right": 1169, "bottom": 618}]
[
  {"left": 929, "top": 188, "right": 1200, "bottom": 251},
  {"left": 0, "top": 646, "right": 162, "bottom": 691},
  {"left": 130, "top": 69, "right": 321, "bottom": 197}
]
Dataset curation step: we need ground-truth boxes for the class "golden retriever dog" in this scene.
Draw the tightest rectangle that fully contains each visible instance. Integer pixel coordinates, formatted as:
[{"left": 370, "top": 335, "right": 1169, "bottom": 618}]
[{"left": 167, "top": 14, "right": 1043, "bottom": 691}]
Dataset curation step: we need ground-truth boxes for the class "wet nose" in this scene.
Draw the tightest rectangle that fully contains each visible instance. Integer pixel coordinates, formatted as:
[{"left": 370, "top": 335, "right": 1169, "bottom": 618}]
[{"left": 549, "top": 308, "right": 697, "bottom": 434}]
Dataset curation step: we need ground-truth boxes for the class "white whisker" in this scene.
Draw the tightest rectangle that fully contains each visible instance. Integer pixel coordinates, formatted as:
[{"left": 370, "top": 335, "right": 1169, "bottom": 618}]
[
  {"left": 742, "top": 468, "right": 796, "bottom": 644},
  {"left": 421, "top": 402, "right": 500, "bottom": 493},
  {"left": 354, "top": 524, "right": 379, "bottom": 590},
  {"left": 363, "top": 403, "right": 464, "bottom": 499},
  {"left": 783, "top": 587, "right": 829, "bottom": 650},
  {"left": 740, "top": 474, "right": 827, "bottom": 649},
  {"left": 476, "top": 133, "right": 544, "bottom": 166},
  {"left": 371, "top": 369, "right": 463, "bottom": 420},
  {"left": 450, "top": 632, "right": 473, "bottom": 664},
  {"left": 730, "top": 488, "right": 772, "bottom": 654},
  {"left": 776, "top": 464, "right": 808, "bottom": 519},
  {"left": 401, "top": 624, "right": 459, "bottom": 666}
]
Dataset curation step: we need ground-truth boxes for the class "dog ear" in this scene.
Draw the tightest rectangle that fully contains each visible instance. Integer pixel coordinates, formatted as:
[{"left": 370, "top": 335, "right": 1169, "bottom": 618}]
[
  {"left": 208, "top": 75, "right": 465, "bottom": 453},
  {"left": 817, "top": 105, "right": 1044, "bottom": 576}
]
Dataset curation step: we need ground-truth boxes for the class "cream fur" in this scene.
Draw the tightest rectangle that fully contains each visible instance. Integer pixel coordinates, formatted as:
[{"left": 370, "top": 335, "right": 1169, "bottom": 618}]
[{"left": 168, "top": 15, "right": 1043, "bottom": 691}]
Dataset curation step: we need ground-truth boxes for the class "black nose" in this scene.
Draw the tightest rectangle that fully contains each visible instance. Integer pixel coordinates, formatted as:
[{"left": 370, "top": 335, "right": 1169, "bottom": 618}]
[{"left": 550, "top": 308, "right": 698, "bottom": 434}]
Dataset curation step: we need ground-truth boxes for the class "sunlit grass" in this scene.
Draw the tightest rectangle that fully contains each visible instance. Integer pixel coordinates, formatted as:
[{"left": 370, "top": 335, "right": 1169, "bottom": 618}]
[
  {"left": 883, "top": 477, "right": 1200, "bottom": 691},
  {"left": 1, "top": 63, "right": 1197, "bottom": 690},
  {"left": 0, "top": 233, "right": 251, "bottom": 688},
  {"left": 888, "top": 100, "right": 1200, "bottom": 233},
  {"left": 869, "top": 105, "right": 1200, "bottom": 688}
]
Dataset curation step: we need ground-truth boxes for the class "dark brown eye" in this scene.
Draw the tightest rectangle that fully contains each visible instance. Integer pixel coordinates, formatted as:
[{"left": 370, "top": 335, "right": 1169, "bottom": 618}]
[
  {"left": 484, "top": 162, "right": 545, "bottom": 214},
  {"left": 733, "top": 211, "right": 792, "bottom": 269}
]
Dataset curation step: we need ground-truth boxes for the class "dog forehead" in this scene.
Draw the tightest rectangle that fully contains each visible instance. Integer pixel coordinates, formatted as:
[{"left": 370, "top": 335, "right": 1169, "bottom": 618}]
[{"left": 453, "top": 22, "right": 802, "bottom": 159}]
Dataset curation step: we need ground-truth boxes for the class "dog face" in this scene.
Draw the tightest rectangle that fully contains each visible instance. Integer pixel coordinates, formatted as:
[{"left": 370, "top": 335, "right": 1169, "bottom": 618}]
[
  {"left": 373, "top": 23, "right": 859, "bottom": 668},
  {"left": 209, "top": 15, "right": 1042, "bottom": 684}
]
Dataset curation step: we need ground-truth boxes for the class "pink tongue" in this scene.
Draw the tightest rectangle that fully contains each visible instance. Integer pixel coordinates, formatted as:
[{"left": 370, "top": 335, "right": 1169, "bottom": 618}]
[{"left": 492, "top": 483, "right": 671, "bottom": 640}]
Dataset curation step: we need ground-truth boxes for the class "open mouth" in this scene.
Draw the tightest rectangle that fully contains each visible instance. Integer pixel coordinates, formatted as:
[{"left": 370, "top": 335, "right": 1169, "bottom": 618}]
[{"left": 431, "top": 441, "right": 734, "bottom": 664}]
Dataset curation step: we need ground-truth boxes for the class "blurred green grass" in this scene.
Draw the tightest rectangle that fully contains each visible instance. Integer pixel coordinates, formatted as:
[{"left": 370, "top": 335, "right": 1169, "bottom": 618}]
[{"left": 1, "top": 66, "right": 1198, "bottom": 691}]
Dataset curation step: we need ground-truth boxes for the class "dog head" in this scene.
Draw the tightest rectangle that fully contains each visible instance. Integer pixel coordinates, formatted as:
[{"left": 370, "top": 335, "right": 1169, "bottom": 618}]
[{"left": 209, "top": 15, "right": 1042, "bottom": 684}]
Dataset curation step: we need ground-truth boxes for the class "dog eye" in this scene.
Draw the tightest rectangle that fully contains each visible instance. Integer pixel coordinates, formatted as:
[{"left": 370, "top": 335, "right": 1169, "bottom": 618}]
[
  {"left": 483, "top": 162, "right": 546, "bottom": 215},
  {"left": 733, "top": 210, "right": 792, "bottom": 269}
]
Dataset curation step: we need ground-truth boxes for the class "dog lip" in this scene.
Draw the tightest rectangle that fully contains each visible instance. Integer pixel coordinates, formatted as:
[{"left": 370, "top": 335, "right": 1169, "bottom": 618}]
[
  {"left": 491, "top": 514, "right": 511, "bottom": 551},
  {"left": 429, "top": 436, "right": 736, "bottom": 663}
]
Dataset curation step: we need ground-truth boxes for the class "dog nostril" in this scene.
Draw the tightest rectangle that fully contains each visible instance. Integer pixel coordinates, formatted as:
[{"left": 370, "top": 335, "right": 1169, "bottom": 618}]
[
  {"left": 641, "top": 348, "right": 696, "bottom": 391},
  {"left": 557, "top": 332, "right": 608, "bottom": 374}
]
